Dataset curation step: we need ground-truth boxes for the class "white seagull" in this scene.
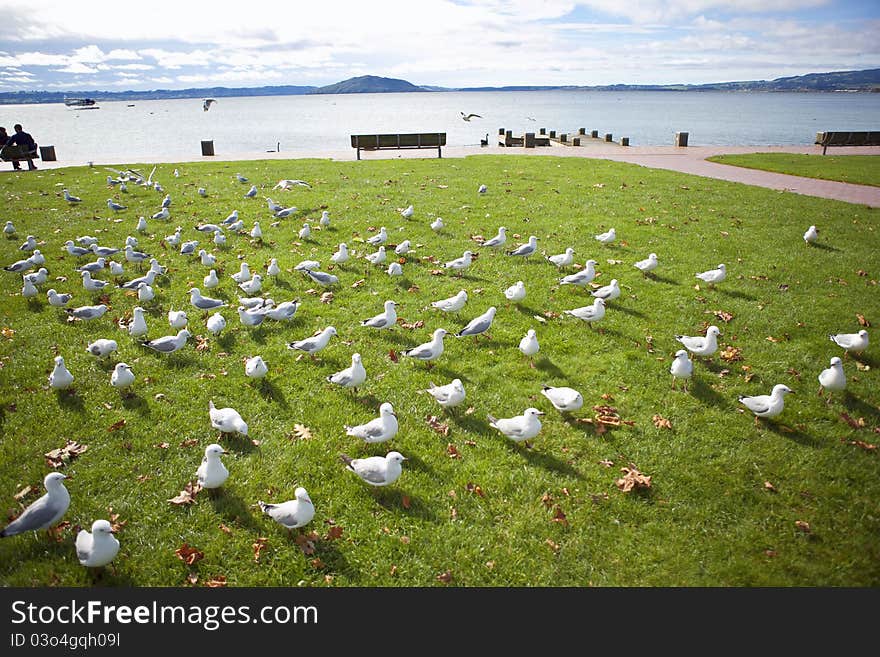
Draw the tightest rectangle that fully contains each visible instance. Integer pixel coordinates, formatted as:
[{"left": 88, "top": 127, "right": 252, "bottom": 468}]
[
  {"left": 456, "top": 306, "right": 496, "bottom": 339},
  {"left": 696, "top": 263, "right": 727, "bottom": 286},
  {"left": 288, "top": 326, "right": 337, "bottom": 357},
  {"left": 595, "top": 228, "right": 616, "bottom": 245},
  {"left": 209, "top": 400, "right": 249, "bottom": 436},
  {"left": 670, "top": 349, "right": 694, "bottom": 391},
  {"left": 66, "top": 304, "right": 108, "bottom": 321},
  {"left": 49, "top": 356, "right": 74, "bottom": 390},
  {"left": 327, "top": 353, "right": 366, "bottom": 391},
  {"left": 547, "top": 247, "right": 575, "bottom": 267},
  {"left": 402, "top": 328, "right": 447, "bottom": 363},
  {"left": 345, "top": 402, "right": 398, "bottom": 444},
  {"left": 0, "top": 473, "right": 70, "bottom": 538},
  {"left": 507, "top": 235, "right": 538, "bottom": 257},
  {"left": 189, "top": 288, "right": 227, "bottom": 311},
  {"left": 488, "top": 408, "right": 544, "bottom": 444},
  {"left": 519, "top": 329, "right": 539, "bottom": 359},
  {"left": 425, "top": 379, "right": 466, "bottom": 409},
  {"left": 206, "top": 313, "right": 226, "bottom": 335},
  {"left": 804, "top": 225, "right": 819, "bottom": 245},
  {"left": 444, "top": 250, "right": 472, "bottom": 275},
  {"left": 366, "top": 246, "right": 387, "bottom": 265},
  {"left": 245, "top": 355, "right": 269, "bottom": 379},
  {"left": 565, "top": 297, "right": 606, "bottom": 327},
  {"left": 197, "top": 444, "right": 230, "bottom": 489},
  {"left": 231, "top": 262, "right": 252, "bottom": 284},
  {"left": 86, "top": 338, "right": 118, "bottom": 358},
  {"left": 143, "top": 329, "right": 191, "bottom": 354},
  {"left": 481, "top": 226, "right": 507, "bottom": 248},
  {"left": 738, "top": 384, "right": 794, "bottom": 426},
  {"left": 829, "top": 330, "right": 869, "bottom": 356},
  {"left": 75, "top": 520, "right": 120, "bottom": 568},
  {"left": 331, "top": 243, "right": 349, "bottom": 264},
  {"left": 591, "top": 278, "right": 620, "bottom": 302},
  {"left": 394, "top": 240, "right": 411, "bottom": 256},
  {"left": 63, "top": 189, "right": 82, "bottom": 204},
  {"left": 634, "top": 253, "right": 659, "bottom": 275},
  {"left": 504, "top": 280, "right": 526, "bottom": 302},
  {"left": 168, "top": 309, "right": 188, "bottom": 329},
  {"left": 47, "top": 289, "right": 72, "bottom": 307},
  {"left": 340, "top": 451, "right": 406, "bottom": 486},
  {"left": 258, "top": 488, "right": 315, "bottom": 533},
  {"left": 110, "top": 362, "right": 135, "bottom": 392},
  {"left": 432, "top": 289, "right": 468, "bottom": 313},
  {"left": 367, "top": 227, "right": 387, "bottom": 245},
  {"left": 128, "top": 307, "right": 148, "bottom": 337},
  {"left": 817, "top": 356, "right": 846, "bottom": 402},
  {"left": 541, "top": 385, "right": 584, "bottom": 413},
  {"left": 675, "top": 325, "right": 721, "bottom": 358}
]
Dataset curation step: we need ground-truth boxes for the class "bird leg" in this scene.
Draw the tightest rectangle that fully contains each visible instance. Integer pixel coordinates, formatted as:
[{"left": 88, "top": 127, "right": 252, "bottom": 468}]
[
  {"left": 817, "top": 386, "right": 824, "bottom": 398},
  {"left": 671, "top": 377, "right": 677, "bottom": 391},
  {"left": 754, "top": 415, "right": 760, "bottom": 428}
]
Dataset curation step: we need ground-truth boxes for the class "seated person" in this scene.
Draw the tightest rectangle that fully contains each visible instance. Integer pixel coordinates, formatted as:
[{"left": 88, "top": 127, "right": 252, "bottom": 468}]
[{"left": 4, "top": 124, "right": 37, "bottom": 170}]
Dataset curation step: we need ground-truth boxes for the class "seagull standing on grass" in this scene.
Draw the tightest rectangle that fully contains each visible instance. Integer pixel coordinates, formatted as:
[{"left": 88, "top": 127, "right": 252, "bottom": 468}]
[
  {"left": 258, "top": 488, "right": 314, "bottom": 534},
  {"left": 519, "top": 329, "right": 539, "bottom": 360},
  {"left": 86, "top": 339, "right": 118, "bottom": 358},
  {"left": 143, "top": 329, "right": 191, "bottom": 354},
  {"left": 504, "top": 280, "right": 526, "bottom": 303},
  {"left": 80, "top": 271, "right": 110, "bottom": 292},
  {"left": 3, "top": 221, "right": 15, "bottom": 235},
  {"left": 675, "top": 325, "right": 721, "bottom": 358},
  {"left": 0, "top": 473, "right": 70, "bottom": 538},
  {"left": 367, "top": 227, "right": 387, "bottom": 245},
  {"left": 540, "top": 385, "right": 584, "bottom": 413},
  {"left": 456, "top": 306, "right": 497, "bottom": 340},
  {"left": 197, "top": 444, "right": 229, "bottom": 489},
  {"left": 190, "top": 288, "right": 227, "bottom": 311},
  {"left": 507, "top": 235, "right": 538, "bottom": 258},
  {"left": 431, "top": 217, "right": 444, "bottom": 232},
  {"left": 432, "top": 290, "right": 468, "bottom": 313},
  {"left": 107, "top": 199, "right": 126, "bottom": 213},
  {"left": 47, "top": 289, "right": 72, "bottom": 307},
  {"left": 206, "top": 313, "right": 226, "bottom": 335},
  {"left": 488, "top": 408, "right": 544, "bottom": 445},
  {"left": 152, "top": 207, "right": 170, "bottom": 220},
  {"left": 670, "top": 350, "right": 694, "bottom": 391},
  {"left": 304, "top": 269, "right": 338, "bottom": 286},
  {"left": 345, "top": 402, "right": 398, "bottom": 443},
  {"left": 137, "top": 282, "right": 154, "bottom": 302},
  {"left": 245, "top": 355, "right": 269, "bottom": 379},
  {"left": 829, "top": 330, "right": 869, "bottom": 357},
  {"left": 66, "top": 304, "right": 108, "bottom": 321},
  {"left": 63, "top": 189, "right": 82, "bottom": 204},
  {"left": 366, "top": 246, "right": 387, "bottom": 266},
  {"left": 327, "top": 353, "right": 367, "bottom": 392},
  {"left": 232, "top": 262, "right": 252, "bottom": 284},
  {"left": 565, "top": 297, "right": 606, "bottom": 328},
  {"left": 804, "top": 225, "right": 819, "bottom": 245},
  {"left": 591, "top": 278, "right": 620, "bottom": 302},
  {"left": 264, "top": 300, "right": 299, "bottom": 321},
  {"left": 634, "top": 253, "right": 659, "bottom": 275},
  {"left": 19, "top": 235, "right": 37, "bottom": 252},
  {"left": 547, "top": 247, "right": 574, "bottom": 267},
  {"left": 361, "top": 301, "right": 398, "bottom": 330},
  {"left": 401, "top": 204, "right": 414, "bottom": 219},
  {"left": 168, "top": 309, "right": 188, "bottom": 329},
  {"left": 594, "top": 228, "right": 616, "bottom": 245},
  {"left": 288, "top": 326, "right": 337, "bottom": 358},
  {"left": 128, "top": 307, "right": 148, "bottom": 337},
  {"left": 75, "top": 520, "right": 120, "bottom": 568},
  {"left": 481, "top": 226, "right": 506, "bottom": 248},
  {"left": 331, "top": 243, "right": 349, "bottom": 264},
  {"left": 402, "top": 328, "right": 447, "bottom": 364},
  {"left": 738, "top": 384, "right": 794, "bottom": 426},
  {"left": 340, "top": 452, "right": 406, "bottom": 487},
  {"left": 394, "top": 240, "right": 411, "bottom": 256},
  {"left": 49, "top": 356, "right": 74, "bottom": 390},
  {"left": 204, "top": 269, "right": 219, "bottom": 289},
  {"left": 424, "top": 379, "right": 466, "bottom": 409},
  {"left": 696, "top": 264, "right": 726, "bottom": 287},
  {"left": 209, "top": 400, "right": 249, "bottom": 436},
  {"left": 445, "top": 250, "right": 472, "bottom": 275},
  {"left": 817, "top": 357, "right": 846, "bottom": 403},
  {"left": 110, "top": 362, "right": 135, "bottom": 392}
]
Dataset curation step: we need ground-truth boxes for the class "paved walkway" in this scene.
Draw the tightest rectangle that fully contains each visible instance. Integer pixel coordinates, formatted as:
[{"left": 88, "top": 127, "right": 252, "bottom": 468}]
[{"left": 9, "top": 143, "right": 880, "bottom": 208}]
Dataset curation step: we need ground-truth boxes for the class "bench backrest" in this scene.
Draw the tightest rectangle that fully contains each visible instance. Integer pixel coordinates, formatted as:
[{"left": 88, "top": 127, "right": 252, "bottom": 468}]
[
  {"left": 351, "top": 133, "right": 446, "bottom": 148},
  {"left": 816, "top": 131, "right": 880, "bottom": 146}
]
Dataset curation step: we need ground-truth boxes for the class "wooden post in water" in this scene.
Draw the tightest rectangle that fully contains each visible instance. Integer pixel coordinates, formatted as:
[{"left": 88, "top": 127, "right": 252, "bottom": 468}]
[
  {"left": 621, "top": 137, "right": 630, "bottom": 146},
  {"left": 591, "top": 130, "right": 599, "bottom": 138},
  {"left": 560, "top": 133, "right": 568, "bottom": 143},
  {"left": 572, "top": 137, "right": 581, "bottom": 146},
  {"left": 539, "top": 127, "right": 546, "bottom": 135},
  {"left": 604, "top": 133, "right": 613, "bottom": 142},
  {"left": 549, "top": 130, "right": 556, "bottom": 138},
  {"left": 579, "top": 128, "right": 586, "bottom": 135}
]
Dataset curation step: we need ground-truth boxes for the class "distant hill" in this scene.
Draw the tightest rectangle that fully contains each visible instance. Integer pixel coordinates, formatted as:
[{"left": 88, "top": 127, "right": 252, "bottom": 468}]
[
  {"left": 309, "top": 75, "right": 426, "bottom": 94},
  {"left": 0, "top": 68, "right": 877, "bottom": 105}
]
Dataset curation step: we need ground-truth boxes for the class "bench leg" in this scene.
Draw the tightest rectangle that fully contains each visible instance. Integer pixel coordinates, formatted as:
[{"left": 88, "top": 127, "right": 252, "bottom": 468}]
[
  {"left": 357, "top": 147, "right": 361, "bottom": 161},
  {"left": 438, "top": 146, "right": 442, "bottom": 159}
]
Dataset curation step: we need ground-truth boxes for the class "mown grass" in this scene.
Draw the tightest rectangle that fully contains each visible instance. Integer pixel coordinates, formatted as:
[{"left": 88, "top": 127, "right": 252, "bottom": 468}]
[
  {"left": 0, "top": 155, "right": 878, "bottom": 587},
  {"left": 708, "top": 153, "right": 880, "bottom": 187}
]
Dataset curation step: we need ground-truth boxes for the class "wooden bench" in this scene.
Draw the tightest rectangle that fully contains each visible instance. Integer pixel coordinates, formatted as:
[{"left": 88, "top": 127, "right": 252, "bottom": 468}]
[
  {"left": 0, "top": 144, "right": 39, "bottom": 166},
  {"left": 351, "top": 133, "right": 446, "bottom": 160},
  {"left": 815, "top": 131, "right": 880, "bottom": 155}
]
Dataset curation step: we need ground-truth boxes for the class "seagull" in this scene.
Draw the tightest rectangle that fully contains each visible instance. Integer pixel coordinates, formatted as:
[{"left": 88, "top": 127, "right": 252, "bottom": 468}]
[
  {"left": 19, "top": 235, "right": 37, "bottom": 252},
  {"left": 209, "top": 400, "right": 249, "bottom": 436},
  {"left": 675, "top": 325, "right": 721, "bottom": 358},
  {"left": 64, "top": 241, "right": 91, "bottom": 257},
  {"left": 445, "top": 250, "right": 472, "bottom": 275},
  {"left": 507, "top": 235, "right": 538, "bottom": 257},
  {"left": 75, "top": 519, "right": 119, "bottom": 568},
  {"left": 196, "top": 223, "right": 223, "bottom": 233},
  {"left": 425, "top": 379, "right": 466, "bottom": 409},
  {"left": 222, "top": 210, "right": 240, "bottom": 225},
  {"left": 829, "top": 329, "right": 869, "bottom": 356},
  {"left": 430, "top": 217, "right": 444, "bottom": 232},
  {"left": 136, "top": 282, "right": 154, "bottom": 302},
  {"left": 461, "top": 112, "right": 482, "bottom": 121},
  {"left": 4, "top": 257, "right": 34, "bottom": 273},
  {"left": 504, "top": 280, "right": 526, "bottom": 303},
  {"left": 198, "top": 187, "right": 208, "bottom": 197},
  {"left": 213, "top": 230, "right": 226, "bottom": 246},
  {"left": 519, "top": 329, "right": 539, "bottom": 359},
  {"left": 327, "top": 353, "right": 366, "bottom": 391},
  {"left": 118, "top": 269, "right": 157, "bottom": 290},
  {"left": 237, "top": 305, "right": 269, "bottom": 327},
  {"left": 3, "top": 221, "right": 14, "bottom": 235},
  {"left": 76, "top": 257, "right": 106, "bottom": 274},
  {"left": 250, "top": 222, "right": 263, "bottom": 240},
  {"left": 304, "top": 269, "right": 338, "bottom": 286},
  {"left": 66, "top": 304, "right": 108, "bottom": 321},
  {"left": 817, "top": 356, "right": 846, "bottom": 403},
  {"left": 110, "top": 362, "right": 135, "bottom": 392},
  {"left": 125, "top": 245, "right": 151, "bottom": 266},
  {"left": 21, "top": 277, "right": 38, "bottom": 299},
  {"left": 258, "top": 488, "right": 315, "bottom": 533},
  {"left": 591, "top": 278, "right": 620, "bottom": 302},
  {"left": 136, "top": 217, "right": 148, "bottom": 233},
  {"left": 63, "top": 189, "right": 82, "bottom": 204},
  {"left": 165, "top": 227, "right": 183, "bottom": 247},
  {"left": 128, "top": 307, "right": 148, "bottom": 337},
  {"left": 402, "top": 328, "right": 447, "bottom": 364},
  {"left": 400, "top": 204, "right": 414, "bottom": 219},
  {"left": 245, "top": 355, "right": 269, "bottom": 379},
  {"left": 387, "top": 262, "right": 403, "bottom": 277},
  {"left": 190, "top": 288, "right": 227, "bottom": 311},
  {"left": 331, "top": 243, "right": 349, "bottom": 264},
  {"left": 488, "top": 408, "right": 544, "bottom": 444},
  {"left": 804, "top": 225, "right": 819, "bottom": 245},
  {"left": 540, "top": 385, "right": 584, "bottom": 413},
  {"left": 670, "top": 349, "right": 694, "bottom": 391},
  {"left": 75, "top": 235, "right": 98, "bottom": 247},
  {"left": 267, "top": 258, "right": 281, "bottom": 277},
  {"left": 478, "top": 184, "right": 488, "bottom": 194},
  {"left": 634, "top": 253, "right": 659, "bottom": 275},
  {"left": 180, "top": 241, "right": 199, "bottom": 256},
  {"left": 340, "top": 451, "right": 406, "bottom": 487},
  {"left": 274, "top": 179, "right": 311, "bottom": 190},
  {"left": 594, "top": 228, "right": 616, "bottom": 245},
  {"left": 366, "top": 246, "right": 387, "bottom": 266},
  {"left": 229, "top": 219, "right": 245, "bottom": 232},
  {"left": 28, "top": 249, "right": 45, "bottom": 266},
  {"left": 197, "top": 444, "right": 229, "bottom": 489},
  {"left": 361, "top": 300, "right": 397, "bottom": 329},
  {"left": 565, "top": 297, "right": 606, "bottom": 328},
  {"left": 294, "top": 260, "right": 321, "bottom": 272},
  {"left": 151, "top": 207, "right": 170, "bottom": 220},
  {"left": 0, "top": 473, "right": 70, "bottom": 538},
  {"left": 456, "top": 306, "right": 497, "bottom": 339},
  {"left": 203, "top": 269, "right": 220, "bottom": 288},
  {"left": 206, "top": 312, "right": 226, "bottom": 335},
  {"left": 431, "top": 289, "right": 468, "bottom": 313},
  {"left": 481, "top": 226, "right": 507, "bottom": 248},
  {"left": 695, "top": 264, "right": 726, "bottom": 286},
  {"left": 288, "top": 326, "right": 337, "bottom": 357},
  {"left": 86, "top": 338, "right": 118, "bottom": 358},
  {"left": 266, "top": 197, "right": 283, "bottom": 213},
  {"left": 203, "top": 98, "right": 216, "bottom": 112},
  {"left": 161, "top": 194, "right": 171, "bottom": 208},
  {"left": 80, "top": 271, "right": 110, "bottom": 292},
  {"left": 168, "top": 309, "right": 188, "bottom": 329},
  {"left": 143, "top": 329, "right": 191, "bottom": 354},
  {"left": 91, "top": 244, "right": 120, "bottom": 258},
  {"left": 239, "top": 274, "right": 263, "bottom": 296},
  {"left": 245, "top": 185, "right": 258, "bottom": 199},
  {"left": 236, "top": 173, "right": 248, "bottom": 183},
  {"left": 232, "top": 262, "right": 252, "bottom": 284},
  {"left": 320, "top": 210, "right": 331, "bottom": 227},
  {"left": 274, "top": 206, "right": 298, "bottom": 218},
  {"left": 263, "top": 299, "right": 298, "bottom": 321},
  {"left": 739, "top": 384, "right": 794, "bottom": 426},
  {"left": 346, "top": 402, "right": 398, "bottom": 444},
  {"left": 547, "top": 247, "right": 575, "bottom": 267},
  {"left": 48, "top": 355, "right": 74, "bottom": 390},
  {"left": 23, "top": 267, "right": 48, "bottom": 285},
  {"left": 107, "top": 199, "right": 127, "bottom": 213},
  {"left": 367, "top": 227, "right": 387, "bottom": 245},
  {"left": 298, "top": 223, "right": 311, "bottom": 240},
  {"left": 47, "top": 289, "right": 72, "bottom": 307},
  {"left": 394, "top": 240, "right": 411, "bottom": 256}
]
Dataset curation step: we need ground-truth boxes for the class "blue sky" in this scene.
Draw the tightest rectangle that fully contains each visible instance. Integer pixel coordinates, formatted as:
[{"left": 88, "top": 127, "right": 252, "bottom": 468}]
[{"left": 0, "top": 0, "right": 877, "bottom": 91}]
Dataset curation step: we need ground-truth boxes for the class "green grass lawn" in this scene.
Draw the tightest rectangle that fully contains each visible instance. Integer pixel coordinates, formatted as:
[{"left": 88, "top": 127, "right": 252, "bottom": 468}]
[
  {"left": 707, "top": 153, "right": 880, "bottom": 187},
  {"left": 0, "top": 155, "right": 878, "bottom": 587}
]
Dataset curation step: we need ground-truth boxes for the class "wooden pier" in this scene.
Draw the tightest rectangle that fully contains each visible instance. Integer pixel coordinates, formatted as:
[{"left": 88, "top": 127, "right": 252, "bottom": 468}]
[{"left": 497, "top": 127, "right": 630, "bottom": 148}]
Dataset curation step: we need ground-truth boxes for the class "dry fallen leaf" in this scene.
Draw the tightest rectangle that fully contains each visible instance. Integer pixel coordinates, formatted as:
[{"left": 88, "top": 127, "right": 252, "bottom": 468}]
[
  {"left": 252, "top": 537, "right": 269, "bottom": 563},
  {"left": 795, "top": 520, "right": 811, "bottom": 534},
  {"left": 388, "top": 349, "right": 399, "bottom": 363},
  {"left": 320, "top": 292, "right": 334, "bottom": 304},
  {"left": 551, "top": 505, "right": 569, "bottom": 526},
  {"left": 13, "top": 485, "right": 37, "bottom": 502},
  {"left": 764, "top": 481, "right": 777, "bottom": 493},
  {"left": 720, "top": 346, "right": 743, "bottom": 362},
  {"left": 652, "top": 415, "right": 673, "bottom": 429},
  {"left": 175, "top": 543, "right": 205, "bottom": 566},
  {"left": 840, "top": 413, "right": 866, "bottom": 430},
  {"left": 44, "top": 440, "right": 89, "bottom": 468},
  {"left": 436, "top": 571, "right": 453, "bottom": 584},
  {"left": 397, "top": 319, "right": 425, "bottom": 330},
  {"left": 616, "top": 465, "right": 652, "bottom": 493},
  {"left": 401, "top": 495, "right": 412, "bottom": 509},
  {"left": 219, "top": 523, "right": 233, "bottom": 535},
  {"left": 857, "top": 313, "right": 870, "bottom": 327},
  {"left": 426, "top": 414, "right": 450, "bottom": 436},
  {"left": 168, "top": 480, "right": 202, "bottom": 506},
  {"left": 446, "top": 443, "right": 461, "bottom": 459},
  {"left": 294, "top": 531, "right": 319, "bottom": 555},
  {"left": 204, "top": 576, "right": 228, "bottom": 587},
  {"left": 546, "top": 538, "right": 561, "bottom": 552},
  {"left": 290, "top": 424, "right": 314, "bottom": 441},
  {"left": 325, "top": 525, "right": 344, "bottom": 541},
  {"left": 465, "top": 482, "right": 485, "bottom": 497}
]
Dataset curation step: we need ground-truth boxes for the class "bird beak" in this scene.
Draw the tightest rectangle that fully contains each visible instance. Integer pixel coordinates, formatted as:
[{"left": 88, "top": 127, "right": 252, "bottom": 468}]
[
  {"left": 222, "top": 450, "right": 230, "bottom": 455},
  {"left": 537, "top": 411, "right": 545, "bottom": 416},
  {"left": 108, "top": 528, "right": 117, "bottom": 534}
]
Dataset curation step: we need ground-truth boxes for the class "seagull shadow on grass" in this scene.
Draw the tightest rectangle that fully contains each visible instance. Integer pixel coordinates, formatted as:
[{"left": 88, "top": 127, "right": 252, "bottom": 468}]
[
  {"left": 690, "top": 377, "right": 729, "bottom": 408},
  {"left": 220, "top": 433, "right": 260, "bottom": 455},
  {"left": 57, "top": 389, "right": 86, "bottom": 413},
  {"left": 244, "top": 327, "right": 267, "bottom": 345},
  {"left": 83, "top": 567, "right": 138, "bottom": 587},
  {"left": 121, "top": 392, "right": 150, "bottom": 415},
  {"left": 717, "top": 288, "right": 757, "bottom": 302},
  {"left": 256, "top": 379, "right": 288, "bottom": 408},
  {"left": 809, "top": 242, "right": 840, "bottom": 253},
  {"left": 217, "top": 332, "right": 236, "bottom": 350},
  {"left": 381, "top": 331, "right": 413, "bottom": 346},
  {"left": 761, "top": 421, "right": 822, "bottom": 447},
  {"left": 842, "top": 392, "right": 880, "bottom": 425},
  {"left": 511, "top": 303, "right": 541, "bottom": 316},
  {"left": 208, "top": 489, "right": 264, "bottom": 532},
  {"left": 449, "top": 413, "right": 492, "bottom": 435},
  {"left": 611, "top": 304, "right": 647, "bottom": 319},
  {"left": 272, "top": 278, "right": 293, "bottom": 291},
  {"left": 26, "top": 299, "right": 42, "bottom": 312},
  {"left": 350, "top": 392, "right": 382, "bottom": 409},
  {"left": 160, "top": 354, "right": 197, "bottom": 369},
  {"left": 311, "top": 540, "right": 356, "bottom": 580},
  {"left": 373, "top": 489, "right": 438, "bottom": 522},
  {"left": 644, "top": 273, "right": 679, "bottom": 286},
  {"left": 510, "top": 442, "right": 581, "bottom": 477},
  {"left": 415, "top": 364, "right": 471, "bottom": 382},
  {"left": 535, "top": 356, "right": 565, "bottom": 378},
  {"left": 851, "top": 353, "right": 879, "bottom": 370}
]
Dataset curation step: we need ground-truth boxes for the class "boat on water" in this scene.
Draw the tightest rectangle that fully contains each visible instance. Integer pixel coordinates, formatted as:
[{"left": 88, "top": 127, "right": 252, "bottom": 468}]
[{"left": 64, "top": 97, "right": 99, "bottom": 109}]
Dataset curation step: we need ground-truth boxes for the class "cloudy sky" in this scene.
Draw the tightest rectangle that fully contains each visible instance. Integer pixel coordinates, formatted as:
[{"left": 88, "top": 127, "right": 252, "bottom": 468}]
[{"left": 0, "top": 0, "right": 877, "bottom": 91}]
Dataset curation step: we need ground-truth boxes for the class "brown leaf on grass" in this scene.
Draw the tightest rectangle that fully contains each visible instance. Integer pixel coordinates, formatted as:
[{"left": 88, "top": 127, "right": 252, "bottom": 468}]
[
  {"left": 652, "top": 415, "right": 673, "bottom": 429},
  {"left": 108, "top": 507, "right": 127, "bottom": 533},
  {"left": 541, "top": 492, "right": 554, "bottom": 508},
  {"left": 841, "top": 438, "right": 876, "bottom": 452},
  {"left": 44, "top": 440, "right": 89, "bottom": 468},
  {"left": 543, "top": 310, "right": 561, "bottom": 319},
  {"left": 446, "top": 443, "right": 461, "bottom": 459},
  {"left": 794, "top": 520, "right": 811, "bottom": 534},
  {"left": 615, "top": 465, "right": 652, "bottom": 493},
  {"left": 426, "top": 414, "right": 450, "bottom": 436},
  {"left": 351, "top": 278, "right": 365, "bottom": 288},
  {"left": 398, "top": 319, "right": 425, "bottom": 330},
  {"left": 857, "top": 269, "right": 868, "bottom": 277},
  {"left": 320, "top": 292, "right": 334, "bottom": 304},
  {"left": 840, "top": 413, "right": 866, "bottom": 430},
  {"left": 401, "top": 495, "right": 412, "bottom": 509},
  {"left": 429, "top": 269, "right": 444, "bottom": 276},
  {"left": 168, "top": 481, "right": 202, "bottom": 506},
  {"left": 155, "top": 442, "right": 170, "bottom": 449},
  {"left": 720, "top": 346, "right": 743, "bottom": 362},
  {"left": 465, "top": 482, "right": 485, "bottom": 497},
  {"left": 713, "top": 310, "right": 735, "bottom": 323},
  {"left": 204, "top": 576, "right": 228, "bottom": 587},
  {"left": 289, "top": 424, "right": 313, "bottom": 441},
  {"left": 186, "top": 572, "right": 199, "bottom": 585},
  {"left": 545, "top": 538, "right": 561, "bottom": 553},
  {"left": 407, "top": 285, "right": 420, "bottom": 293},
  {"left": 219, "top": 523, "right": 233, "bottom": 535},
  {"left": 47, "top": 521, "right": 71, "bottom": 543},
  {"left": 598, "top": 459, "right": 614, "bottom": 467},
  {"left": 310, "top": 558, "right": 325, "bottom": 570},
  {"left": 436, "top": 571, "right": 453, "bottom": 584},
  {"left": 175, "top": 543, "right": 204, "bottom": 566},
  {"left": 195, "top": 336, "right": 210, "bottom": 352},
  {"left": 857, "top": 313, "right": 870, "bottom": 327},
  {"left": 1, "top": 327, "right": 15, "bottom": 339},
  {"left": 179, "top": 438, "right": 198, "bottom": 448},
  {"left": 600, "top": 393, "right": 615, "bottom": 401},
  {"left": 388, "top": 349, "right": 399, "bottom": 363},
  {"left": 766, "top": 336, "right": 780, "bottom": 343},
  {"left": 764, "top": 481, "right": 777, "bottom": 493},
  {"left": 325, "top": 525, "right": 344, "bottom": 541},
  {"left": 551, "top": 505, "right": 569, "bottom": 526},
  {"left": 252, "top": 537, "right": 269, "bottom": 563},
  {"left": 294, "top": 532, "right": 318, "bottom": 555}
]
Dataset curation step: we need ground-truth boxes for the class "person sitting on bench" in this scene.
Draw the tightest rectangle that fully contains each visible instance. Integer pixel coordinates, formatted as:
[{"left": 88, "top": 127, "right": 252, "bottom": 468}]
[{"left": 5, "top": 123, "right": 37, "bottom": 171}]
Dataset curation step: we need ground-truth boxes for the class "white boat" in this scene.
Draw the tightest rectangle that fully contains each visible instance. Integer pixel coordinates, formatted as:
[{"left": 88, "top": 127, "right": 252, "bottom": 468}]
[{"left": 64, "top": 97, "right": 99, "bottom": 109}]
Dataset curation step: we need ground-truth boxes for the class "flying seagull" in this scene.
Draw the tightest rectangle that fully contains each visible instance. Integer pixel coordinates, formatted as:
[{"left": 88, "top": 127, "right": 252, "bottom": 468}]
[
  {"left": 461, "top": 112, "right": 482, "bottom": 122},
  {"left": 203, "top": 98, "right": 216, "bottom": 112}
]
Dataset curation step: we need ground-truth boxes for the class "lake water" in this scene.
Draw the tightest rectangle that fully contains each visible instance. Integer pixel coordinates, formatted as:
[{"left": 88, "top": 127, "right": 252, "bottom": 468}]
[{"left": 3, "top": 90, "right": 879, "bottom": 164}]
